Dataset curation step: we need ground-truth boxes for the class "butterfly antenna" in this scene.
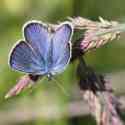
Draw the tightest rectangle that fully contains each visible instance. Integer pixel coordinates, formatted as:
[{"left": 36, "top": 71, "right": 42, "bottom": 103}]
[{"left": 52, "top": 77, "right": 70, "bottom": 97}]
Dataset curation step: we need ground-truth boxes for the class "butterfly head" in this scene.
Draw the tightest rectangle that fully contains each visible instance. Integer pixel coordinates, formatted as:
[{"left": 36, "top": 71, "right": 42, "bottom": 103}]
[{"left": 47, "top": 73, "right": 53, "bottom": 81}]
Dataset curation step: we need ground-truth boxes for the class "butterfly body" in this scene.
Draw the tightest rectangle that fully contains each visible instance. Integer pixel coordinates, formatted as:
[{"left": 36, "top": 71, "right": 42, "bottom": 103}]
[{"left": 9, "top": 20, "right": 73, "bottom": 77}]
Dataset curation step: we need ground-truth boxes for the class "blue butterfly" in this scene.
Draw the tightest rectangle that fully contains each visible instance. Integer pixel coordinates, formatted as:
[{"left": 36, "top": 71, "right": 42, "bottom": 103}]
[{"left": 9, "top": 21, "right": 73, "bottom": 79}]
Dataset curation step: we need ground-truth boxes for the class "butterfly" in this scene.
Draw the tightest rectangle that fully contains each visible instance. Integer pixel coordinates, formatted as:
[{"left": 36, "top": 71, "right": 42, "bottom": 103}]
[{"left": 9, "top": 20, "right": 73, "bottom": 79}]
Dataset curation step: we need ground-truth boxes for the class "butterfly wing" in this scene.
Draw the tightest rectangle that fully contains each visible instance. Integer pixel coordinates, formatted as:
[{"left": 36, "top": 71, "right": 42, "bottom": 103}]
[
  {"left": 51, "top": 22, "right": 73, "bottom": 74},
  {"left": 23, "top": 21, "right": 50, "bottom": 63},
  {"left": 10, "top": 21, "right": 73, "bottom": 75},
  {"left": 9, "top": 41, "right": 46, "bottom": 74}
]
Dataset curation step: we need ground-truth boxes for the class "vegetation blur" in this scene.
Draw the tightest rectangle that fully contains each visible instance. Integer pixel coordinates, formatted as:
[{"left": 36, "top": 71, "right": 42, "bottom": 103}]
[{"left": 1, "top": 0, "right": 125, "bottom": 125}]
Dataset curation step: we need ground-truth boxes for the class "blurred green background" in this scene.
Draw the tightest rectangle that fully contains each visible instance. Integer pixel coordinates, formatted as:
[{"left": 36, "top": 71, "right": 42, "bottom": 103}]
[{"left": 1, "top": 0, "right": 125, "bottom": 125}]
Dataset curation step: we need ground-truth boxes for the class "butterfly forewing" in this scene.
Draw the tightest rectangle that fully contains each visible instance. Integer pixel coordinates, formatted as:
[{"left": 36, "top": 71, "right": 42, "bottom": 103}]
[
  {"left": 24, "top": 22, "right": 51, "bottom": 64},
  {"left": 50, "top": 22, "right": 73, "bottom": 74}
]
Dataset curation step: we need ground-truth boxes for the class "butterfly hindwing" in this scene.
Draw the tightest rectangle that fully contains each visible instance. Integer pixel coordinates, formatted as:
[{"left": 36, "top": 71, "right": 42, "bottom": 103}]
[{"left": 9, "top": 41, "right": 46, "bottom": 74}]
